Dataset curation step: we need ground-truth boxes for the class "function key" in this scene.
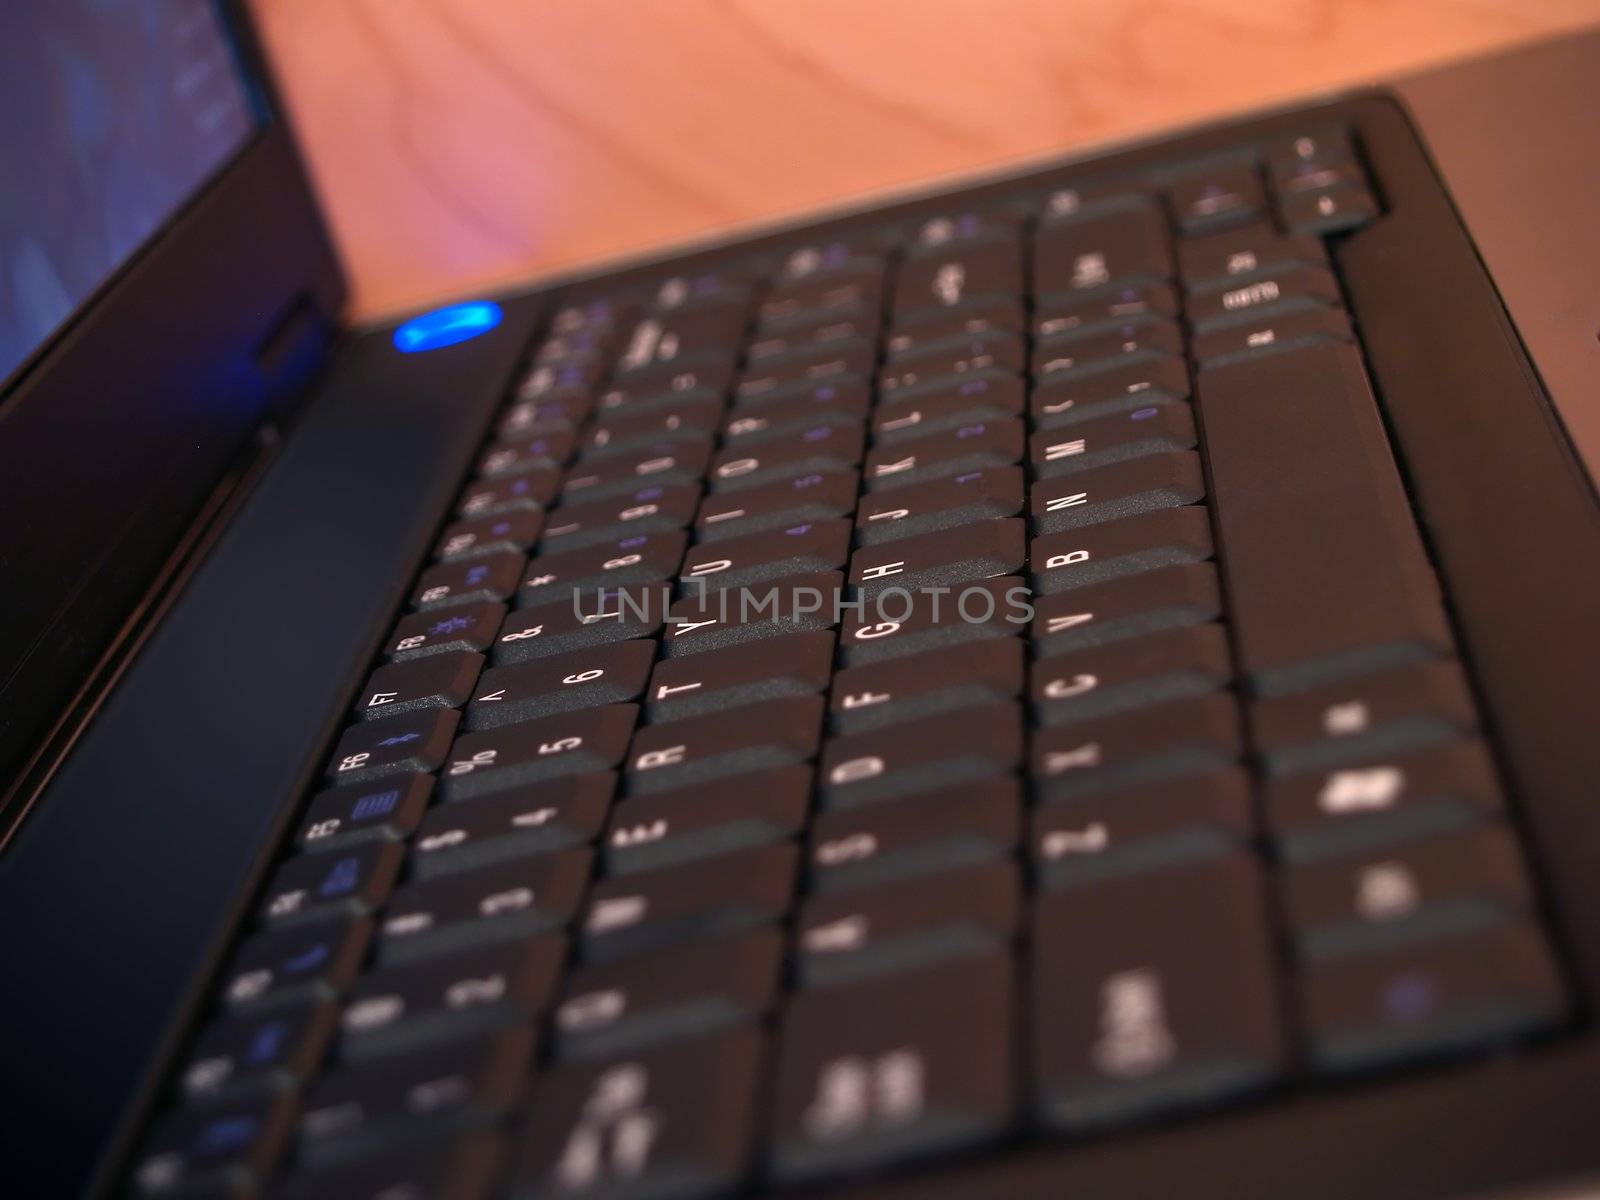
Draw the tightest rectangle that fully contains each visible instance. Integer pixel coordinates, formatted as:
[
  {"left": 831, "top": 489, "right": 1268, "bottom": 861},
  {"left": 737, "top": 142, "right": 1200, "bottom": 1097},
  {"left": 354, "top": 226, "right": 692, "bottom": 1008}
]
[
  {"left": 258, "top": 842, "right": 404, "bottom": 928},
  {"left": 131, "top": 1094, "right": 297, "bottom": 1197},
  {"left": 177, "top": 1002, "right": 337, "bottom": 1105},
  {"left": 457, "top": 468, "right": 559, "bottom": 519},
  {"left": 295, "top": 776, "right": 433, "bottom": 852},
  {"left": 908, "top": 208, "right": 1021, "bottom": 253},
  {"left": 385, "top": 603, "right": 506, "bottom": 661},
  {"left": 1167, "top": 164, "right": 1266, "bottom": 233},
  {"left": 326, "top": 709, "right": 459, "bottom": 783},
  {"left": 219, "top": 919, "right": 372, "bottom": 1012},
  {"left": 353, "top": 652, "right": 482, "bottom": 722},
  {"left": 412, "top": 552, "right": 525, "bottom": 611}
]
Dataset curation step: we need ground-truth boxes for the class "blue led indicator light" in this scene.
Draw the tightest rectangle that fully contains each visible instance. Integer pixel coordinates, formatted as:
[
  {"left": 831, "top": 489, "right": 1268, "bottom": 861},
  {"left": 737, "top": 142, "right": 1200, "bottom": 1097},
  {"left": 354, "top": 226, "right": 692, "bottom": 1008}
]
[{"left": 392, "top": 301, "right": 503, "bottom": 352}]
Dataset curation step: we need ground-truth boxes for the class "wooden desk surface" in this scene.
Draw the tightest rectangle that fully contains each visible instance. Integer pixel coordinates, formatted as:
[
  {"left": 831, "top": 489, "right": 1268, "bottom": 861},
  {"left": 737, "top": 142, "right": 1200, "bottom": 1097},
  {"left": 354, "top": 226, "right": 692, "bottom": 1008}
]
[{"left": 252, "top": 1, "right": 1600, "bottom": 320}]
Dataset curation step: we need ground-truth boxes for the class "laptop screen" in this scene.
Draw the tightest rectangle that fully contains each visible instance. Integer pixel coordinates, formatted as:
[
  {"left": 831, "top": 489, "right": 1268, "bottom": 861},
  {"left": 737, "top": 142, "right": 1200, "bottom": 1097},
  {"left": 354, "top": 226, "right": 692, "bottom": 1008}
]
[{"left": 0, "top": 1, "right": 257, "bottom": 386}]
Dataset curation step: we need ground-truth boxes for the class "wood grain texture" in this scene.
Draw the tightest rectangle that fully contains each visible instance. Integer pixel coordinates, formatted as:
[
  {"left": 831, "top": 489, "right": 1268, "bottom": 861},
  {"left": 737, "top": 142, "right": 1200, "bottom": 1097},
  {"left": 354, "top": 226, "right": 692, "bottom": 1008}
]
[{"left": 250, "top": 0, "right": 1600, "bottom": 319}]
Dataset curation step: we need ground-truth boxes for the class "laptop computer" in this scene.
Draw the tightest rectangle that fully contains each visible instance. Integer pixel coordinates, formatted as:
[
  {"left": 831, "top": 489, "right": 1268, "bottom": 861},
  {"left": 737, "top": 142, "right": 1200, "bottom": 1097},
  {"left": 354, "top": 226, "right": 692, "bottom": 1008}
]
[{"left": 3, "top": 3, "right": 1600, "bottom": 1196}]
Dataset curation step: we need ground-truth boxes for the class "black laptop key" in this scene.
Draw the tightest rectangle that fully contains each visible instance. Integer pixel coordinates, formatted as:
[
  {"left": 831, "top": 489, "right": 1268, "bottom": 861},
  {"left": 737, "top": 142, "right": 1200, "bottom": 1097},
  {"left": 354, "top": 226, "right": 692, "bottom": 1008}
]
[
  {"left": 1033, "top": 694, "right": 1244, "bottom": 800},
  {"left": 679, "top": 518, "right": 851, "bottom": 589},
  {"left": 562, "top": 440, "right": 714, "bottom": 503},
  {"left": 849, "top": 518, "right": 1025, "bottom": 595},
  {"left": 582, "top": 398, "right": 724, "bottom": 458},
  {"left": 908, "top": 209, "right": 1022, "bottom": 253},
  {"left": 1033, "top": 322, "right": 1184, "bottom": 385},
  {"left": 518, "top": 531, "right": 687, "bottom": 607},
  {"left": 378, "top": 851, "right": 592, "bottom": 962},
  {"left": 1198, "top": 342, "right": 1453, "bottom": 694},
  {"left": 260, "top": 842, "right": 404, "bottom": 928},
  {"left": 1178, "top": 226, "right": 1327, "bottom": 290},
  {"left": 723, "top": 383, "right": 870, "bottom": 445},
  {"left": 500, "top": 393, "right": 594, "bottom": 439},
  {"left": 1167, "top": 165, "right": 1267, "bottom": 232},
  {"left": 440, "top": 705, "right": 638, "bottom": 800},
  {"left": 458, "top": 468, "right": 560, "bottom": 518},
  {"left": 796, "top": 861, "right": 1019, "bottom": 986},
  {"left": 770, "top": 954, "right": 1013, "bottom": 1182},
  {"left": 297, "top": 1029, "right": 532, "bottom": 1166},
  {"left": 410, "top": 774, "right": 614, "bottom": 878},
  {"left": 597, "top": 361, "right": 735, "bottom": 417},
  {"left": 1285, "top": 824, "right": 1533, "bottom": 960},
  {"left": 877, "top": 333, "right": 1024, "bottom": 397},
  {"left": 511, "top": 1030, "right": 764, "bottom": 1200},
  {"left": 1034, "top": 283, "right": 1179, "bottom": 341},
  {"left": 1030, "top": 624, "right": 1234, "bottom": 725},
  {"left": 839, "top": 574, "right": 1027, "bottom": 665},
  {"left": 493, "top": 586, "right": 671, "bottom": 664},
  {"left": 605, "top": 766, "right": 812, "bottom": 874},
  {"left": 273, "top": 1130, "right": 504, "bottom": 1200},
  {"left": 1035, "top": 204, "right": 1172, "bottom": 297},
  {"left": 1267, "top": 739, "right": 1507, "bottom": 862},
  {"left": 539, "top": 482, "right": 702, "bottom": 551},
  {"left": 578, "top": 843, "right": 798, "bottom": 962},
  {"left": 735, "top": 339, "right": 876, "bottom": 402},
  {"left": 829, "top": 637, "right": 1023, "bottom": 733},
  {"left": 1030, "top": 506, "right": 1213, "bottom": 595},
  {"left": 1251, "top": 659, "right": 1478, "bottom": 773},
  {"left": 1191, "top": 305, "right": 1354, "bottom": 367},
  {"left": 1032, "top": 768, "right": 1254, "bottom": 887},
  {"left": 386, "top": 603, "right": 506, "bottom": 661},
  {"left": 760, "top": 265, "right": 884, "bottom": 328},
  {"left": 886, "top": 298, "right": 1025, "bottom": 358},
  {"left": 1186, "top": 265, "right": 1343, "bottom": 331},
  {"left": 478, "top": 430, "right": 577, "bottom": 479},
  {"left": 1033, "top": 853, "right": 1286, "bottom": 1130},
  {"left": 435, "top": 510, "right": 545, "bottom": 562},
  {"left": 178, "top": 1002, "right": 337, "bottom": 1105},
  {"left": 694, "top": 469, "right": 860, "bottom": 540},
  {"left": 663, "top": 570, "right": 843, "bottom": 657},
  {"left": 467, "top": 640, "right": 655, "bottom": 729},
  {"left": 871, "top": 375, "right": 1025, "bottom": 442},
  {"left": 894, "top": 242, "right": 1023, "bottom": 318},
  {"left": 340, "top": 935, "right": 565, "bottom": 1059},
  {"left": 414, "top": 552, "right": 525, "bottom": 611},
  {"left": 220, "top": 919, "right": 372, "bottom": 1012},
  {"left": 855, "top": 465, "right": 1024, "bottom": 545},
  {"left": 1031, "top": 452, "right": 1207, "bottom": 537},
  {"left": 820, "top": 703, "right": 1022, "bottom": 808},
  {"left": 1032, "top": 356, "right": 1190, "bottom": 430},
  {"left": 863, "top": 418, "right": 1024, "bottom": 489},
  {"left": 131, "top": 1093, "right": 298, "bottom": 1197},
  {"left": 624, "top": 694, "right": 823, "bottom": 794},
  {"left": 1028, "top": 405, "right": 1197, "bottom": 479},
  {"left": 296, "top": 775, "right": 433, "bottom": 852},
  {"left": 1031, "top": 561, "right": 1224, "bottom": 655},
  {"left": 646, "top": 631, "right": 834, "bottom": 721},
  {"left": 708, "top": 424, "right": 864, "bottom": 491},
  {"left": 1280, "top": 184, "right": 1380, "bottom": 236},
  {"left": 614, "top": 305, "right": 748, "bottom": 374},
  {"left": 1304, "top": 924, "right": 1564, "bottom": 1073},
  {"left": 748, "top": 316, "right": 880, "bottom": 362},
  {"left": 553, "top": 931, "right": 783, "bottom": 1060},
  {"left": 354, "top": 652, "right": 483, "bottom": 721},
  {"left": 807, "top": 778, "right": 1021, "bottom": 892}
]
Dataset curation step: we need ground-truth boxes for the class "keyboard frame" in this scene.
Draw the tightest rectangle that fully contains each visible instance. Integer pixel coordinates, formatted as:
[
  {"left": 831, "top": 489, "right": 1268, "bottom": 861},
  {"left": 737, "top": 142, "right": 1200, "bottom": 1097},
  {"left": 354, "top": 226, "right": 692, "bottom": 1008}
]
[{"left": 27, "top": 89, "right": 1600, "bottom": 1198}]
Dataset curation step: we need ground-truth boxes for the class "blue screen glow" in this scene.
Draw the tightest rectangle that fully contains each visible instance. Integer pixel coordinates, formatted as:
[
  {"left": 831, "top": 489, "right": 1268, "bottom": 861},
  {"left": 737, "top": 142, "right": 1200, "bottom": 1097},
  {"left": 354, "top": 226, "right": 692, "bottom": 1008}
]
[{"left": 392, "top": 301, "right": 503, "bottom": 353}]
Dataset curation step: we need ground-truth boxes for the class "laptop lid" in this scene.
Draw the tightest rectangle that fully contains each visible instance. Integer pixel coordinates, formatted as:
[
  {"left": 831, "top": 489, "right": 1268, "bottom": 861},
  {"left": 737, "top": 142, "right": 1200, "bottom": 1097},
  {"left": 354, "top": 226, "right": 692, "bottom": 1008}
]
[{"left": 0, "top": 0, "right": 343, "bottom": 842}]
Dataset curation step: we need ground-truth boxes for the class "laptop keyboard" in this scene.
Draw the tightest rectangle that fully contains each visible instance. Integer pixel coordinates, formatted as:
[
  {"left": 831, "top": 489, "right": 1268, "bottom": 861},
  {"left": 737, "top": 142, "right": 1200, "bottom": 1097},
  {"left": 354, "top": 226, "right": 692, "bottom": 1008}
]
[{"left": 129, "top": 124, "right": 1569, "bottom": 1199}]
